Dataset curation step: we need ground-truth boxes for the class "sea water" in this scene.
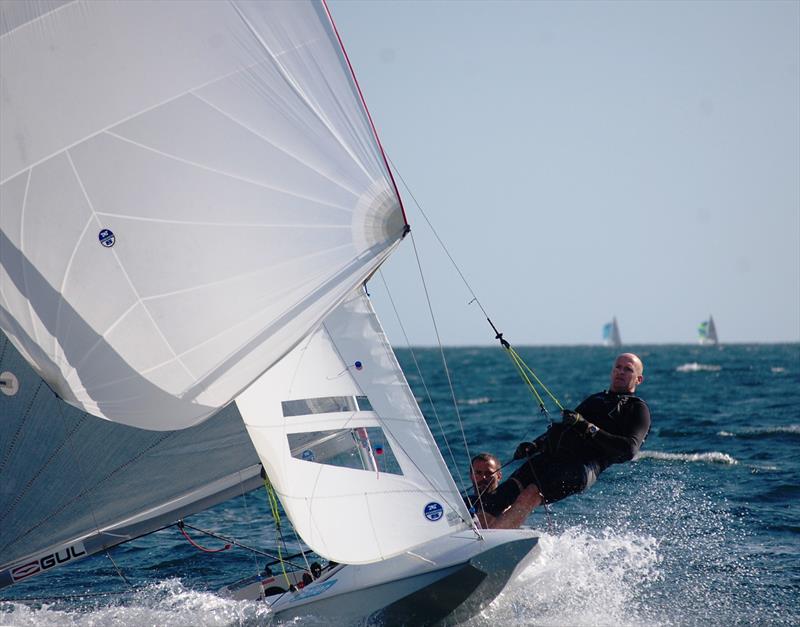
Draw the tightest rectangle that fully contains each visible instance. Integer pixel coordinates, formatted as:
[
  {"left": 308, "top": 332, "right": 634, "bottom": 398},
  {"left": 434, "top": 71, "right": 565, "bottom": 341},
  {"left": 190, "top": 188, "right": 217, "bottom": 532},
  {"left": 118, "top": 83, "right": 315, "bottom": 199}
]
[{"left": 2, "top": 343, "right": 798, "bottom": 626}]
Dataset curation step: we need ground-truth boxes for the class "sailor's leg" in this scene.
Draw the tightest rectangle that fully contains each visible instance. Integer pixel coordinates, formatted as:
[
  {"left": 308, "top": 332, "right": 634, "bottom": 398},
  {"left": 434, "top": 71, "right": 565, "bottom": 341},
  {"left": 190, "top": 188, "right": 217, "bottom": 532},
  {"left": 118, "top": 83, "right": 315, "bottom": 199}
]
[{"left": 489, "top": 485, "right": 543, "bottom": 529}]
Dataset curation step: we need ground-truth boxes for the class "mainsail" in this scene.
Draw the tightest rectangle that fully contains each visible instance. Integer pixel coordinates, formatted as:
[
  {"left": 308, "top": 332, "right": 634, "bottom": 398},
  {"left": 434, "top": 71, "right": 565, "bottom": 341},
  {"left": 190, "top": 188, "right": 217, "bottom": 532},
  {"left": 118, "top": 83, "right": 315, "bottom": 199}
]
[
  {"left": 239, "top": 289, "right": 472, "bottom": 564},
  {"left": 0, "top": 330, "right": 262, "bottom": 589},
  {"left": 602, "top": 317, "right": 622, "bottom": 348},
  {"left": 0, "top": 0, "right": 405, "bottom": 430}
]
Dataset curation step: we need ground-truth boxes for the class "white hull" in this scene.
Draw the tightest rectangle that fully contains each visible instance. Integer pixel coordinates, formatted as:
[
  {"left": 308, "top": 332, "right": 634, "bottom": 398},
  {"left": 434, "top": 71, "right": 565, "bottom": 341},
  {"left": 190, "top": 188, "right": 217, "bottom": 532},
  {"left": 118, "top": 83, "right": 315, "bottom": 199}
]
[{"left": 223, "top": 528, "right": 539, "bottom": 624}]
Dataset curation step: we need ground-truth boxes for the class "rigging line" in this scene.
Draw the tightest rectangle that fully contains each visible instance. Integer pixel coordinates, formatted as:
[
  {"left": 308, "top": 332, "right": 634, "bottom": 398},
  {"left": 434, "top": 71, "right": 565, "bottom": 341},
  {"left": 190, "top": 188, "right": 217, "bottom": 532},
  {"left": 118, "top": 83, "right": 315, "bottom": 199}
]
[
  {"left": 178, "top": 521, "right": 231, "bottom": 553},
  {"left": 376, "top": 270, "right": 468, "bottom": 495},
  {"left": 386, "top": 156, "right": 487, "bottom": 320},
  {"left": 507, "top": 348, "right": 548, "bottom": 413},
  {"left": 352, "top": 285, "right": 475, "bottom": 532},
  {"left": 509, "top": 346, "right": 563, "bottom": 411},
  {"left": 387, "top": 156, "right": 564, "bottom": 418},
  {"left": 178, "top": 522, "right": 308, "bottom": 568},
  {"left": 264, "top": 478, "right": 292, "bottom": 588},
  {"left": 105, "top": 550, "right": 131, "bottom": 587},
  {"left": 407, "top": 232, "right": 477, "bottom": 520},
  {"left": 237, "top": 469, "right": 265, "bottom": 598}
]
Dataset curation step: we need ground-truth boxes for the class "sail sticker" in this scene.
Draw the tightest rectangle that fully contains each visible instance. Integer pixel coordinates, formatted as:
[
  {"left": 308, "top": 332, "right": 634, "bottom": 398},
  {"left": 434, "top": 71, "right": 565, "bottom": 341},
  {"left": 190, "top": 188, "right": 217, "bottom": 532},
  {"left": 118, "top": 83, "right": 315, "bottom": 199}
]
[
  {"left": 354, "top": 360, "right": 363, "bottom": 370},
  {"left": 98, "top": 229, "right": 116, "bottom": 247},
  {"left": 301, "top": 449, "right": 315, "bottom": 462},
  {"left": 423, "top": 502, "right": 444, "bottom": 522},
  {"left": 7, "top": 542, "right": 87, "bottom": 582}
]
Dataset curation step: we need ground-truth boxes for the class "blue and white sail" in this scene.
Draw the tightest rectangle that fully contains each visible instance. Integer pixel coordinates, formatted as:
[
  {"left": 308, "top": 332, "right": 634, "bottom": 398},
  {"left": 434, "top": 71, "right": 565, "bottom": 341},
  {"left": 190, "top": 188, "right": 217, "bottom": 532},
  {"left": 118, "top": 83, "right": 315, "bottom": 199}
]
[{"left": 602, "top": 317, "right": 622, "bottom": 348}]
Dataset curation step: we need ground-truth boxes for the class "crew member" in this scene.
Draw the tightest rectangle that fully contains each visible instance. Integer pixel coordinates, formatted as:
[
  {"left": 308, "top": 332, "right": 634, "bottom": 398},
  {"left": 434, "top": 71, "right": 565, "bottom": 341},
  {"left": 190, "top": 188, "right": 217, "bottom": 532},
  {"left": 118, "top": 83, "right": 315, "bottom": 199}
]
[{"left": 480, "top": 353, "right": 651, "bottom": 529}]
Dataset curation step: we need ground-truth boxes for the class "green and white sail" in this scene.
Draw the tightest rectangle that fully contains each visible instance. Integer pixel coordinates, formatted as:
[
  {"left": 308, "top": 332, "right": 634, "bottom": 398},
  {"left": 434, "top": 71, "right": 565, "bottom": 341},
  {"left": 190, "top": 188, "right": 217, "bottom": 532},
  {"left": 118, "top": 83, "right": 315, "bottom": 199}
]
[{"left": 698, "top": 316, "right": 719, "bottom": 345}]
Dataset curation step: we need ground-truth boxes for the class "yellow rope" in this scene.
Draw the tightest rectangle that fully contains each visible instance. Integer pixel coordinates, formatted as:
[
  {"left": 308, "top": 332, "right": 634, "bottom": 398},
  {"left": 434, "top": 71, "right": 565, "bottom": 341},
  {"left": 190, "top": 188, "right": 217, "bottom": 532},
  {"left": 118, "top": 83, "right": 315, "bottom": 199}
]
[
  {"left": 504, "top": 345, "right": 564, "bottom": 412},
  {"left": 264, "top": 478, "right": 292, "bottom": 589}
]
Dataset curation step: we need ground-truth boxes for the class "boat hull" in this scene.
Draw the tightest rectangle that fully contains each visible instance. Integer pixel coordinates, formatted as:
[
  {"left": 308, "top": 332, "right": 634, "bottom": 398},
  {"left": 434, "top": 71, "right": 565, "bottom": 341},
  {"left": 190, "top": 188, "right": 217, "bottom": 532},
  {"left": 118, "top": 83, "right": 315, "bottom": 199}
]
[{"left": 227, "top": 528, "right": 539, "bottom": 625}]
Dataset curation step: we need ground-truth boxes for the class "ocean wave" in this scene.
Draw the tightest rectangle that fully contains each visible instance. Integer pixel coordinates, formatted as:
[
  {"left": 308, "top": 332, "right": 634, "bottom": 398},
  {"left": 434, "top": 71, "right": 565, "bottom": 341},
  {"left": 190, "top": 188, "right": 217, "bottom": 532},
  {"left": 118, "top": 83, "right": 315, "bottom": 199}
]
[
  {"left": 459, "top": 396, "right": 491, "bottom": 406},
  {"left": 637, "top": 450, "right": 738, "bottom": 465},
  {"left": 675, "top": 362, "right": 722, "bottom": 372},
  {"left": 717, "top": 424, "right": 800, "bottom": 439}
]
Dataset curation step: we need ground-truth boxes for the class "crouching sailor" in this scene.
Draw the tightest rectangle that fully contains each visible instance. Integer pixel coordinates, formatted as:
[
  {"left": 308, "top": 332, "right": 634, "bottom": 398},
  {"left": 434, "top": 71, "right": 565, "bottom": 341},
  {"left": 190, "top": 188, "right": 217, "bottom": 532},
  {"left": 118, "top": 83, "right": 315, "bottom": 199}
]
[{"left": 478, "top": 353, "right": 651, "bottom": 529}]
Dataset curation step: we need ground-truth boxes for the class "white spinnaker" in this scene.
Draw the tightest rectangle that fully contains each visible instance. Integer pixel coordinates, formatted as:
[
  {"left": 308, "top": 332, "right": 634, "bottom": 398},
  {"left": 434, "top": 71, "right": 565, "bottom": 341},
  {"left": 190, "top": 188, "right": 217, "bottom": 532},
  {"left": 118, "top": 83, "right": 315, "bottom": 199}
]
[
  {"left": 239, "top": 289, "right": 472, "bottom": 564},
  {"left": 0, "top": 0, "right": 404, "bottom": 429}
]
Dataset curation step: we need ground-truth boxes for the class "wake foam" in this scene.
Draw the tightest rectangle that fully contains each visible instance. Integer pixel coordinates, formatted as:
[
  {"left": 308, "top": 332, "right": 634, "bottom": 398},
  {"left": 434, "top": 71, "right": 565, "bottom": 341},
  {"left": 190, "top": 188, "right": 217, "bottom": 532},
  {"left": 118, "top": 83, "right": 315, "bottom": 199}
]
[
  {"left": 675, "top": 362, "right": 721, "bottom": 372},
  {"left": 637, "top": 450, "right": 738, "bottom": 465},
  {"left": 469, "top": 528, "right": 662, "bottom": 626},
  {"left": 0, "top": 580, "right": 271, "bottom": 627}
]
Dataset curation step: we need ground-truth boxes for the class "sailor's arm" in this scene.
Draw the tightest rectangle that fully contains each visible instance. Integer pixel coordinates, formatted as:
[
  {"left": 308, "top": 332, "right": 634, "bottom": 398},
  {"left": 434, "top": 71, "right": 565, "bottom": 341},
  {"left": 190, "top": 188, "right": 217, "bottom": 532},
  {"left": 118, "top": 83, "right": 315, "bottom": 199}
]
[{"left": 586, "top": 402, "right": 651, "bottom": 462}]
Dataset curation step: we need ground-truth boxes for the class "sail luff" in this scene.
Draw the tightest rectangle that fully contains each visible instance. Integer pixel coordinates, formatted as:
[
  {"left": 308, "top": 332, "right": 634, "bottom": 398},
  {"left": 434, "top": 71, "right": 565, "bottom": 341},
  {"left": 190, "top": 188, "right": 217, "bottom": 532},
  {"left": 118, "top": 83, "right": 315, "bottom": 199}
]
[{"left": 321, "top": 0, "right": 409, "bottom": 226}]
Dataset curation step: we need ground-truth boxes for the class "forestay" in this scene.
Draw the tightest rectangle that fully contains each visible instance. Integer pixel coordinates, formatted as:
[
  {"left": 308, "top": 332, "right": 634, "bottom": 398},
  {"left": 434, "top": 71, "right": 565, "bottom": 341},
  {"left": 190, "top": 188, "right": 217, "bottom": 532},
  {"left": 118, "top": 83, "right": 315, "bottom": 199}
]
[
  {"left": 239, "top": 289, "right": 472, "bottom": 564},
  {"left": 0, "top": 0, "right": 405, "bottom": 429}
]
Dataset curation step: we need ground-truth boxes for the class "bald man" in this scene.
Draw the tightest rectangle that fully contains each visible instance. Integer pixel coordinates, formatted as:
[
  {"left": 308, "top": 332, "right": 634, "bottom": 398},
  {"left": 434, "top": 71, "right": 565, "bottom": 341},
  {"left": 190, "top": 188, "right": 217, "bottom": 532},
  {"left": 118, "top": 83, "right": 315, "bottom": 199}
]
[{"left": 480, "top": 353, "right": 651, "bottom": 529}]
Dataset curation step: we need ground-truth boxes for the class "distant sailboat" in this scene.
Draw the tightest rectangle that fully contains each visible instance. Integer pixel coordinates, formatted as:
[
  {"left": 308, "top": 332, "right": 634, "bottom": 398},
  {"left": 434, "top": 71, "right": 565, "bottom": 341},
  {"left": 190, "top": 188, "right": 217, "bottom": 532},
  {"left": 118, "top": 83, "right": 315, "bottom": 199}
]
[
  {"left": 698, "top": 316, "right": 719, "bottom": 345},
  {"left": 602, "top": 317, "right": 622, "bottom": 348}
]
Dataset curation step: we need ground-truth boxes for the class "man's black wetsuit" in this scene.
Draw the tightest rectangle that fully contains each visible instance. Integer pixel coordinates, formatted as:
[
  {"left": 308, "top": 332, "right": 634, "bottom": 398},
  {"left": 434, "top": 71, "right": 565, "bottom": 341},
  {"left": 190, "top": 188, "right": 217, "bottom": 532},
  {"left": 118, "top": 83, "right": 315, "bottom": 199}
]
[
  {"left": 480, "top": 390, "right": 651, "bottom": 514},
  {"left": 464, "top": 491, "right": 507, "bottom": 518}
]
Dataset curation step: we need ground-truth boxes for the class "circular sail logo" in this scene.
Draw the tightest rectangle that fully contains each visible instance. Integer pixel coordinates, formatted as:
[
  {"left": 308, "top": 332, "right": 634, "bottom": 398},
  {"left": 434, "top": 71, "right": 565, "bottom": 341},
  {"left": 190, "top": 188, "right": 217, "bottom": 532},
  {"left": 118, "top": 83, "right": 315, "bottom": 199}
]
[
  {"left": 98, "top": 229, "right": 116, "bottom": 248},
  {"left": 423, "top": 502, "right": 444, "bottom": 522}
]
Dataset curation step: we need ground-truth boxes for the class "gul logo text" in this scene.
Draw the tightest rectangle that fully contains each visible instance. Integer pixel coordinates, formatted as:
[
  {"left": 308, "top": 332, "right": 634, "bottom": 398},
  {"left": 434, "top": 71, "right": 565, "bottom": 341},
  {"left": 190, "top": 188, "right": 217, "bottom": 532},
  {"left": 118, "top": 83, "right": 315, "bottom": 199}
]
[{"left": 10, "top": 543, "right": 87, "bottom": 582}]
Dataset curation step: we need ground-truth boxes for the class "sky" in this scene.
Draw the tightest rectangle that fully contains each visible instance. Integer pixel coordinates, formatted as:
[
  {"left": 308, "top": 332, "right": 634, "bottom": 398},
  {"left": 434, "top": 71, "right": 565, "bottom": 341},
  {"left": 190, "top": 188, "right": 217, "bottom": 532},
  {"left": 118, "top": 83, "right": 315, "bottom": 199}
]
[{"left": 328, "top": 0, "right": 799, "bottom": 346}]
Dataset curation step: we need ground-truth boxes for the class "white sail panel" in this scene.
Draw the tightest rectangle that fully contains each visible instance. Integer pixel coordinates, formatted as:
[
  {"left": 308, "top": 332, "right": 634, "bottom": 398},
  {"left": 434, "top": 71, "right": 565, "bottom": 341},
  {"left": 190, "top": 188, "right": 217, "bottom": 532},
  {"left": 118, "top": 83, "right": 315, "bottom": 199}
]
[
  {"left": 0, "top": 0, "right": 405, "bottom": 429},
  {"left": 239, "top": 289, "right": 471, "bottom": 564}
]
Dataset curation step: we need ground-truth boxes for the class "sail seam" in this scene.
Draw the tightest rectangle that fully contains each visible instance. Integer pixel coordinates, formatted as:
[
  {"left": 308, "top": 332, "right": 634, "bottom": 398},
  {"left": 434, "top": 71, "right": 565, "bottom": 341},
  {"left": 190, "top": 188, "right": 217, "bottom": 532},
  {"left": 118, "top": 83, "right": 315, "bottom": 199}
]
[
  {"left": 0, "top": 378, "right": 42, "bottom": 478},
  {"left": 103, "top": 129, "right": 354, "bottom": 214},
  {"left": 227, "top": 0, "right": 374, "bottom": 183},
  {"left": 189, "top": 92, "right": 362, "bottom": 199},
  {"left": 0, "top": 430, "right": 177, "bottom": 554},
  {"left": 0, "top": 0, "right": 78, "bottom": 40},
  {"left": 64, "top": 299, "right": 142, "bottom": 386},
  {"left": 0, "top": 414, "right": 88, "bottom": 529},
  {"left": 0, "top": 55, "right": 300, "bottom": 186},
  {"left": 64, "top": 150, "right": 196, "bottom": 384}
]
